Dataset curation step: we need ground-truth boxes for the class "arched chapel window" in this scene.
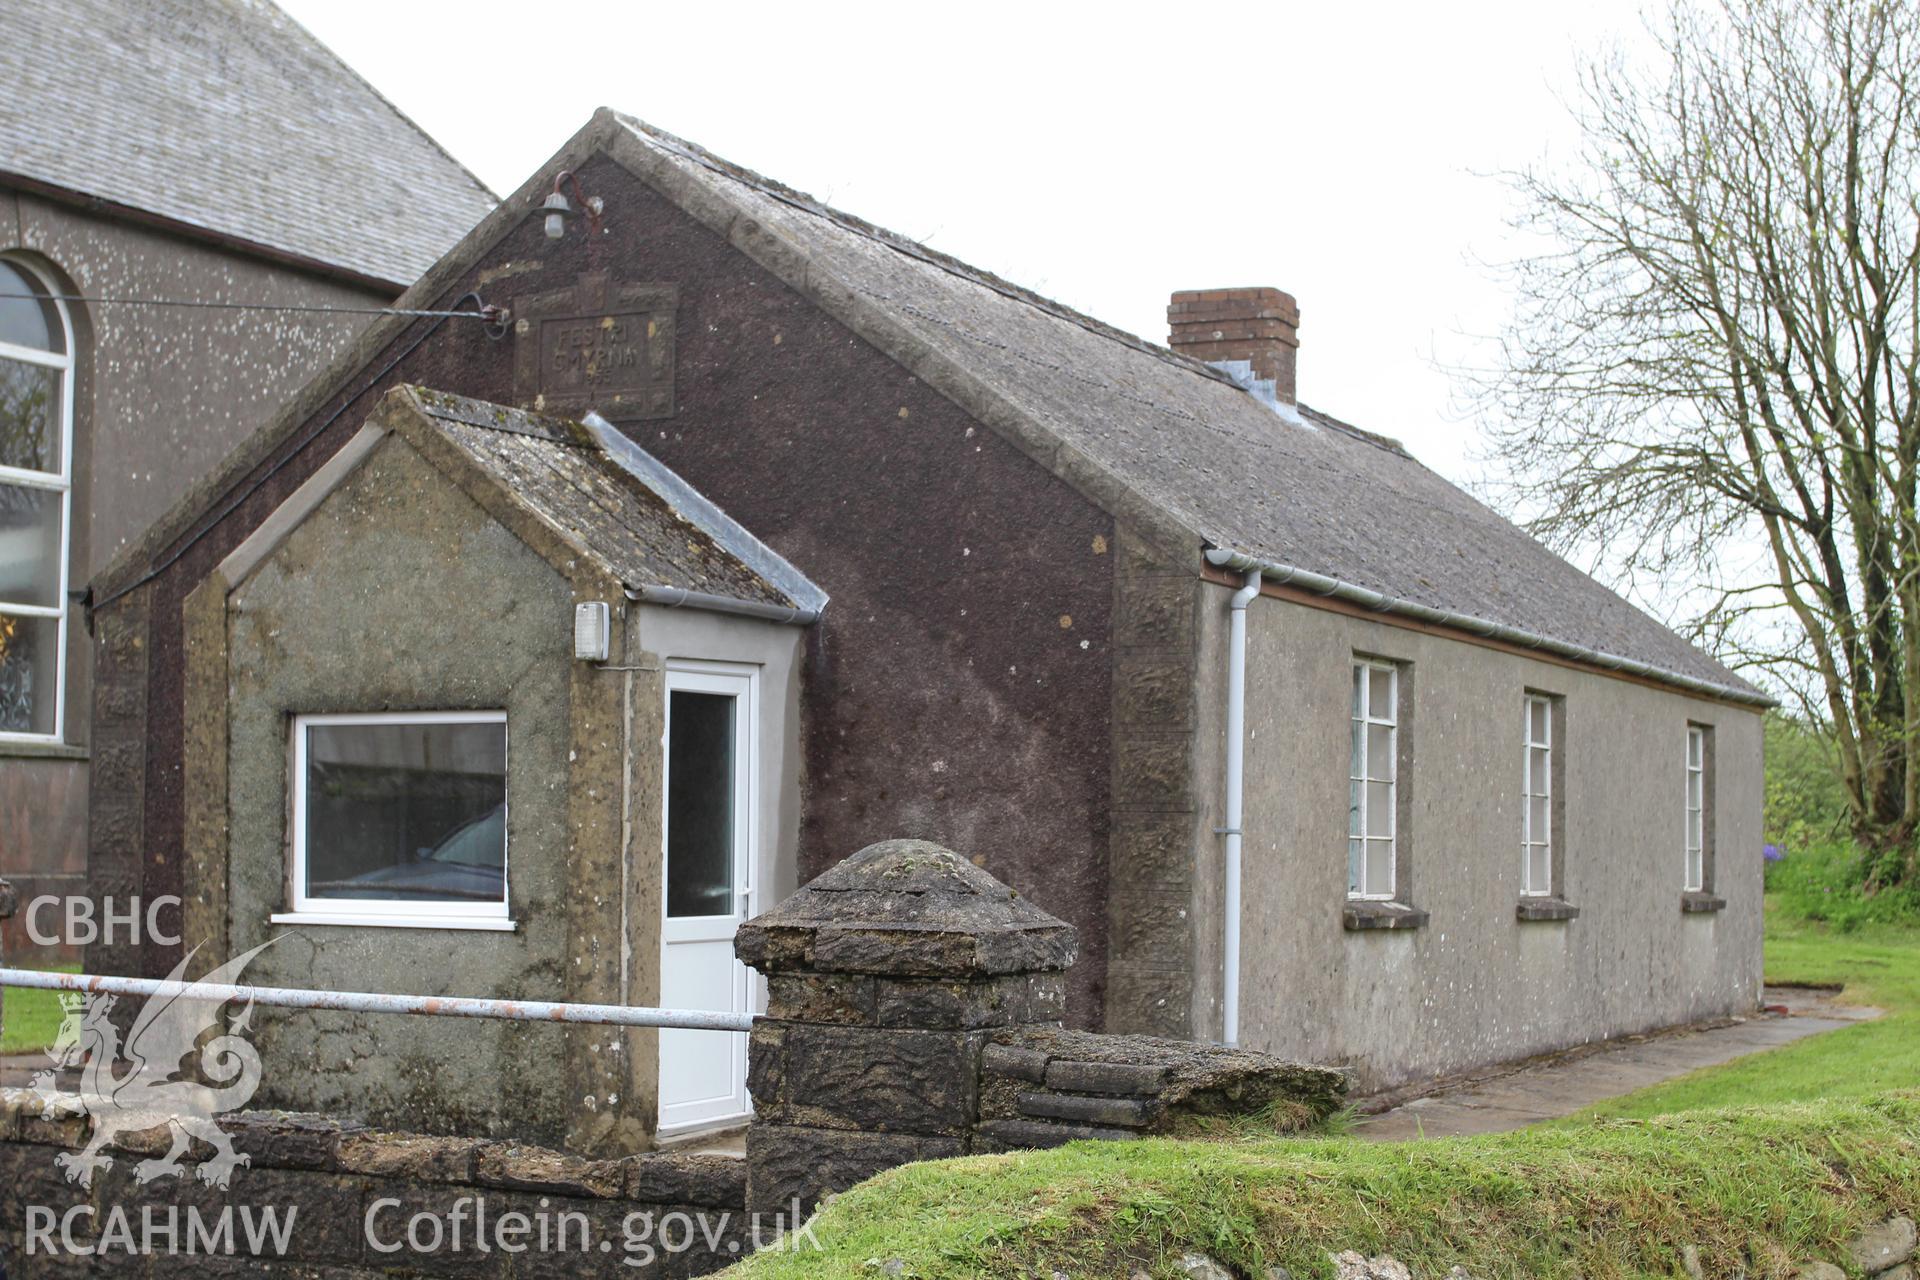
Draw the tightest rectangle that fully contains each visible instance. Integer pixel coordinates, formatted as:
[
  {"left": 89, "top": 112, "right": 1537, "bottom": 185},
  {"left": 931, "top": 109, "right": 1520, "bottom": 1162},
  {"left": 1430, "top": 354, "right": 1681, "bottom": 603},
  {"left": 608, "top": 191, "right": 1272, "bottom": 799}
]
[{"left": 0, "top": 256, "right": 75, "bottom": 740}]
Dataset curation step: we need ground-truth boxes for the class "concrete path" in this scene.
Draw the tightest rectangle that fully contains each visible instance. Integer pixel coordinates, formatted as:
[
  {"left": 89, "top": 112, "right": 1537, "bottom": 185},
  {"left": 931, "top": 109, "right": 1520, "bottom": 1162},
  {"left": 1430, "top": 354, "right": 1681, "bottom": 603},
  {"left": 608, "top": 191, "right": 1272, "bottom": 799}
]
[{"left": 1353, "top": 987, "right": 1880, "bottom": 1141}]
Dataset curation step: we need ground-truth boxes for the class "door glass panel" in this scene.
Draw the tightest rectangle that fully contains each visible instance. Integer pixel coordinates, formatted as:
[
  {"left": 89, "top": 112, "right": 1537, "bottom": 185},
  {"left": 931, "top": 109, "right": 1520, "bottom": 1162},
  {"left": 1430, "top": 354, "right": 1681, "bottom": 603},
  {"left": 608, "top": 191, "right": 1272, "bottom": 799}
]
[
  {"left": 0, "top": 611, "right": 58, "bottom": 735},
  {"left": 0, "top": 358, "right": 62, "bottom": 475},
  {"left": 668, "top": 690, "right": 737, "bottom": 918},
  {"left": 0, "top": 482, "right": 62, "bottom": 607}
]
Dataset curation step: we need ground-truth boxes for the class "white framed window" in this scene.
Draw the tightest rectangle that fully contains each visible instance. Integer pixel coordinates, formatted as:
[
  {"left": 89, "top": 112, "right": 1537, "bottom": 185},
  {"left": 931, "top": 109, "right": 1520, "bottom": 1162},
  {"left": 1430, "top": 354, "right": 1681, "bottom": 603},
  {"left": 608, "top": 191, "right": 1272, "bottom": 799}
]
[
  {"left": 0, "top": 256, "right": 75, "bottom": 743},
  {"left": 1348, "top": 660, "right": 1398, "bottom": 900},
  {"left": 1522, "top": 694, "right": 1554, "bottom": 896},
  {"left": 274, "top": 710, "right": 512, "bottom": 930},
  {"left": 1685, "top": 725, "right": 1708, "bottom": 892}
]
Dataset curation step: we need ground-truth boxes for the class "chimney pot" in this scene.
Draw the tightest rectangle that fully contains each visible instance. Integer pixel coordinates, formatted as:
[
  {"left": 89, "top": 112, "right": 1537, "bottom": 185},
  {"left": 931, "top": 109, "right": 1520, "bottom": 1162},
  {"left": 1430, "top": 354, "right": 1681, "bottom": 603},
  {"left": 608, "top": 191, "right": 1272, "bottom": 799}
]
[{"left": 1168, "top": 287, "right": 1299, "bottom": 406}]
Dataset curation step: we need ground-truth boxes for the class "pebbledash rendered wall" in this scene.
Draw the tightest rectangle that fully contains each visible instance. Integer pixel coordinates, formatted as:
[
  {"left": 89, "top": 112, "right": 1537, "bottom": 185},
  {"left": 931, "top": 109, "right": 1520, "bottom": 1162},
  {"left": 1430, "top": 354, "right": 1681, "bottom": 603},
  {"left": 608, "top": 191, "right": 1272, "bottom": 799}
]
[
  {"left": 213, "top": 433, "right": 584, "bottom": 1145},
  {"left": 1184, "top": 583, "right": 1765, "bottom": 1092}
]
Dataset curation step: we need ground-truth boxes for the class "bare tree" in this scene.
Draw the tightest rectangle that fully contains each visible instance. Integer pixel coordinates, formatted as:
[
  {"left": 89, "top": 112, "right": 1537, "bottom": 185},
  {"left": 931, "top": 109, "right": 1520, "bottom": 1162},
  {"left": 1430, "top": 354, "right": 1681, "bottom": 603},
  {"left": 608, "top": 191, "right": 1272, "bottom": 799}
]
[{"left": 1485, "top": 0, "right": 1920, "bottom": 887}]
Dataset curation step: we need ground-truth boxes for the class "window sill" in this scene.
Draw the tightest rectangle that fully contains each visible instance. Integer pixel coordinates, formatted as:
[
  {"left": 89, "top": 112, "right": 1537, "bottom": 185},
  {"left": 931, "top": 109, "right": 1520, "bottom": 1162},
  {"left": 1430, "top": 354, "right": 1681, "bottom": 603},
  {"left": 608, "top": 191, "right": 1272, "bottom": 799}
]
[
  {"left": 269, "top": 912, "right": 518, "bottom": 932},
  {"left": 0, "top": 739, "right": 88, "bottom": 761},
  {"left": 1343, "top": 900, "right": 1429, "bottom": 932},
  {"left": 1516, "top": 897, "right": 1580, "bottom": 923},
  {"left": 1680, "top": 891, "right": 1726, "bottom": 915}
]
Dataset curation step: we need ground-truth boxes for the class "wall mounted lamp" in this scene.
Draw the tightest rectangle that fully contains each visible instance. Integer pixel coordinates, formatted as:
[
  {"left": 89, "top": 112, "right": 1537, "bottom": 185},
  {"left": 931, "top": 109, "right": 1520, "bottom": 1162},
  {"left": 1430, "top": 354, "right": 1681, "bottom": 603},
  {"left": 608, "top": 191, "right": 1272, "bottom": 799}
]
[{"left": 540, "top": 170, "right": 605, "bottom": 240}]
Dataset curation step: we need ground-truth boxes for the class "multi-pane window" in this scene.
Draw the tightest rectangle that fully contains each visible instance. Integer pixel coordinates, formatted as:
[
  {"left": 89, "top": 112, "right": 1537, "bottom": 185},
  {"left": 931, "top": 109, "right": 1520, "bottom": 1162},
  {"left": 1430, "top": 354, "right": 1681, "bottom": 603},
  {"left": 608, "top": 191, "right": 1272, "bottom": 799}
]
[
  {"left": 1522, "top": 695, "right": 1554, "bottom": 896},
  {"left": 1348, "top": 661, "right": 1398, "bottom": 900},
  {"left": 0, "top": 258, "right": 74, "bottom": 741},
  {"left": 1685, "top": 725, "right": 1708, "bottom": 891}
]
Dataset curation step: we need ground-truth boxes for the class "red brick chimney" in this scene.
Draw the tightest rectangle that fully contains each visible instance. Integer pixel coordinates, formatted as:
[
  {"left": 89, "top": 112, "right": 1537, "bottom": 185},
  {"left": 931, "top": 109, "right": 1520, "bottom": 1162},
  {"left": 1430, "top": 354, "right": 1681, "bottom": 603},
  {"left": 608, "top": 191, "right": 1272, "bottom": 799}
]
[{"left": 1167, "top": 287, "right": 1300, "bottom": 407}]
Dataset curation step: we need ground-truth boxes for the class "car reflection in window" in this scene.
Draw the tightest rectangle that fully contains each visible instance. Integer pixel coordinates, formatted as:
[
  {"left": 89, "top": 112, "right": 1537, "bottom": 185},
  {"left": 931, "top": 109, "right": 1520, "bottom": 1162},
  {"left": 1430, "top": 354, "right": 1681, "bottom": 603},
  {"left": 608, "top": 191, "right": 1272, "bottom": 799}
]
[{"left": 308, "top": 803, "right": 506, "bottom": 902}]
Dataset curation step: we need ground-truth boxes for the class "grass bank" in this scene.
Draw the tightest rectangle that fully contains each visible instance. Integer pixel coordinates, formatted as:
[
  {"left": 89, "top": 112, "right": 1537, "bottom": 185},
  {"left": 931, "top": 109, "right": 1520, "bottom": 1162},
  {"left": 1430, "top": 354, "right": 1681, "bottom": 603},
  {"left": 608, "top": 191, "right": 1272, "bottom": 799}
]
[
  {"left": 1763, "top": 839, "right": 1920, "bottom": 934},
  {"left": 734, "top": 1095, "right": 1920, "bottom": 1279},
  {"left": 734, "top": 900, "right": 1920, "bottom": 1279}
]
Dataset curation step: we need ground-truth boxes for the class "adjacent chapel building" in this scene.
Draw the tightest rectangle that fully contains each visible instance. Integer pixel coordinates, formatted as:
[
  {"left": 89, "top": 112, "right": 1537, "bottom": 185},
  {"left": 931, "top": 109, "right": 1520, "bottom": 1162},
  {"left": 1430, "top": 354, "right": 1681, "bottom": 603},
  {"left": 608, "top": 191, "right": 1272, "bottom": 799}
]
[{"left": 0, "top": 0, "right": 493, "bottom": 962}]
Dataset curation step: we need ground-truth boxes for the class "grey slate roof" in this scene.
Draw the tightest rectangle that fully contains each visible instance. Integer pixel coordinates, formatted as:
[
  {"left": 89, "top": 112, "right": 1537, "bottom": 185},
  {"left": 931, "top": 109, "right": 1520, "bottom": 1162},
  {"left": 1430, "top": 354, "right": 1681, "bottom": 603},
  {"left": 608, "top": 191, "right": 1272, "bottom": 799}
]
[
  {"left": 0, "top": 0, "right": 494, "bottom": 285},
  {"left": 610, "top": 115, "right": 1759, "bottom": 701},
  {"left": 405, "top": 388, "right": 823, "bottom": 616}
]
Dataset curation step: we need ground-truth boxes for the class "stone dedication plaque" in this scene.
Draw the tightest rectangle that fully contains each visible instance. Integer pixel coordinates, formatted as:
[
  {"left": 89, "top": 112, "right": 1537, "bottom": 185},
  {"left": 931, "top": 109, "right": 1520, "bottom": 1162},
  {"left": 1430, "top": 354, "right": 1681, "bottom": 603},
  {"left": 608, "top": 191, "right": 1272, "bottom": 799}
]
[{"left": 513, "top": 274, "right": 676, "bottom": 420}]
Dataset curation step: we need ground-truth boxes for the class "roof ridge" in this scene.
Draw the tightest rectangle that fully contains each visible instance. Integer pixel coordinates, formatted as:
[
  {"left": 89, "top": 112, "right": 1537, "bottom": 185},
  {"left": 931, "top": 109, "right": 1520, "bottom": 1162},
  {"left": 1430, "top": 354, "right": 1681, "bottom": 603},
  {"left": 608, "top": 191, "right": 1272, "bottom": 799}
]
[
  {"left": 1296, "top": 403, "right": 1410, "bottom": 457},
  {"left": 614, "top": 115, "right": 1238, "bottom": 392},
  {"left": 269, "top": 0, "right": 499, "bottom": 204}
]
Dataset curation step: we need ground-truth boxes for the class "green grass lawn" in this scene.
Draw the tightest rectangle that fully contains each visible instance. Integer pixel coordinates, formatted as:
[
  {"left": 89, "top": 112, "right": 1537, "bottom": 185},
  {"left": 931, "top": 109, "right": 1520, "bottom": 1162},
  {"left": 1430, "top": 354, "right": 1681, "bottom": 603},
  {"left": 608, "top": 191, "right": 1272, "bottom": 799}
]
[
  {"left": 733, "top": 901, "right": 1920, "bottom": 1279},
  {"left": 0, "top": 964, "right": 78, "bottom": 1055},
  {"left": 736, "top": 1098, "right": 1920, "bottom": 1279},
  {"left": 1574, "top": 905, "right": 1920, "bottom": 1121}
]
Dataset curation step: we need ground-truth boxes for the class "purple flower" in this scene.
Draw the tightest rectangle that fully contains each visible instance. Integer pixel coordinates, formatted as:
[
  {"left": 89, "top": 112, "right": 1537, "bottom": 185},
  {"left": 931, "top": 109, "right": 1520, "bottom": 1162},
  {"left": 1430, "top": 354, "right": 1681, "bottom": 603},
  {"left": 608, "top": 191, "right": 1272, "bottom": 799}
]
[{"left": 1763, "top": 843, "right": 1787, "bottom": 863}]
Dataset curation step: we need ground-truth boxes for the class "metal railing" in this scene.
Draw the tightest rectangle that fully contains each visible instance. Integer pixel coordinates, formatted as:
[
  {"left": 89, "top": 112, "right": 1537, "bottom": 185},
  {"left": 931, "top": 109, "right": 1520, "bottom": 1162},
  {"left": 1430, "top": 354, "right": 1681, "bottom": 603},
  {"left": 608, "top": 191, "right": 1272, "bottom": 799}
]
[{"left": 0, "top": 968, "right": 754, "bottom": 1032}]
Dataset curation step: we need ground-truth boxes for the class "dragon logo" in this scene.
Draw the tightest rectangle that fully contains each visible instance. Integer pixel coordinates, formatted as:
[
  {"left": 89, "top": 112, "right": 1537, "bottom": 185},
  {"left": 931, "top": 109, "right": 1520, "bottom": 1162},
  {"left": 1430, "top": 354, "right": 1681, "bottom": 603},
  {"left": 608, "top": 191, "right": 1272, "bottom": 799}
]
[{"left": 31, "top": 941, "right": 274, "bottom": 1189}]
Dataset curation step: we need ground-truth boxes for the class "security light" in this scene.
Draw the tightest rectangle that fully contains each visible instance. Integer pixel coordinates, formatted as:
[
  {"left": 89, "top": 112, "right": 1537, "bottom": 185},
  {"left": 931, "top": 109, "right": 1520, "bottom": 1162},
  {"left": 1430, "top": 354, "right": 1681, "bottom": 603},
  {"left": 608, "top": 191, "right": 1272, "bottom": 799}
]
[{"left": 574, "top": 601, "right": 611, "bottom": 662}]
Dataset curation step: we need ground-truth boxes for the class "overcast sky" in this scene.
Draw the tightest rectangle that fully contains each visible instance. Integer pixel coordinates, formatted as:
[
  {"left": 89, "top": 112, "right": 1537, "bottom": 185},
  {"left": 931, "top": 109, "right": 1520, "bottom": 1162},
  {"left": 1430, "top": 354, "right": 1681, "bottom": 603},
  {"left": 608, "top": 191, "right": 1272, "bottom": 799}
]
[{"left": 280, "top": 0, "right": 1651, "bottom": 488}]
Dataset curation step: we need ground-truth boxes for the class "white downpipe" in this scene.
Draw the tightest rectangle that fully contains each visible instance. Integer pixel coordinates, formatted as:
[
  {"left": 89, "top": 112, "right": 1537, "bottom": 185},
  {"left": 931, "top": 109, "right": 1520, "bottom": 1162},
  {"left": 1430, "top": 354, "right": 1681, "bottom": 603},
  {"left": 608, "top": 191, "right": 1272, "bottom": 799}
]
[{"left": 1222, "top": 568, "right": 1262, "bottom": 1047}]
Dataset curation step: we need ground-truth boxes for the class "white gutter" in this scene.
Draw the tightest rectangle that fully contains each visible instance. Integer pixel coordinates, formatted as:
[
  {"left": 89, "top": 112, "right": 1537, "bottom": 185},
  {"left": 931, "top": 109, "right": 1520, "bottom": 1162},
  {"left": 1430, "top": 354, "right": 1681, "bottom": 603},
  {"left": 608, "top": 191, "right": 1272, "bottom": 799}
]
[
  {"left": 1202, "top": 548, "right": 1772, "bottom": 709},
  {"left": 1221, "top": 568, "right": 1261, "bottom": 1047},
  {"left": 585, "top": 412, "right": 830, "bottom": 617}
]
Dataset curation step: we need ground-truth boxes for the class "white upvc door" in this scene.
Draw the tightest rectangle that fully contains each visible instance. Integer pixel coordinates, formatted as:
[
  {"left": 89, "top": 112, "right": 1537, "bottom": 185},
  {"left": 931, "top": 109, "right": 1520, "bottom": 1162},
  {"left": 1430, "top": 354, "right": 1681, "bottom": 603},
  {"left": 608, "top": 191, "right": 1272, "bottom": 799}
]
[{"left": 658, "top": 662, "right": 757, "bottom": 1135}]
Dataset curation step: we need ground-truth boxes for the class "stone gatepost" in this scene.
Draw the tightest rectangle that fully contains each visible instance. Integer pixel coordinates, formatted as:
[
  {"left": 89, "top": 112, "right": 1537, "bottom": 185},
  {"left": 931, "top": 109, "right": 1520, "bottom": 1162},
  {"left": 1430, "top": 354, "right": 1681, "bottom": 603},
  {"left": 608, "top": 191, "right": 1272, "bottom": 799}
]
[{"left": 735, "top": 839, "right": 1077, "bottom": 1218}]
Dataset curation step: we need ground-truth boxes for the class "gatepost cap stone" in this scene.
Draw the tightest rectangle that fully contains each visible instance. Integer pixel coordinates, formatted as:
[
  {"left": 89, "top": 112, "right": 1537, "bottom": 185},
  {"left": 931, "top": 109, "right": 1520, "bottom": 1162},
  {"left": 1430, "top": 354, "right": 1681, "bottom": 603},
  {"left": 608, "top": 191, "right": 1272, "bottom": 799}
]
[{"left": 735, "top": 839, "right": 1077, "bottom": 978}]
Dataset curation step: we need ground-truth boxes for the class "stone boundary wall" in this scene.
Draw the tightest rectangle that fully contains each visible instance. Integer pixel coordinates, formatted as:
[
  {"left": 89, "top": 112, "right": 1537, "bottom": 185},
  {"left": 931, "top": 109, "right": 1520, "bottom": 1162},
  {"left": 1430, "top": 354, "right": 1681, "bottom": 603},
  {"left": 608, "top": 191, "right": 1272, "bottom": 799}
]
[
  {"left": 977, "top": 1026, "right": 1348, "bottom": 1150},
  {"left": 0, "top": 841, "right": 1349, "bottom": 1273},
  {"left": 0, "top": 1093, "right": 753, "bottom": 1277},
  {"left": 737, "top": 840, "right": 1346, "bottom": 1216}
]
